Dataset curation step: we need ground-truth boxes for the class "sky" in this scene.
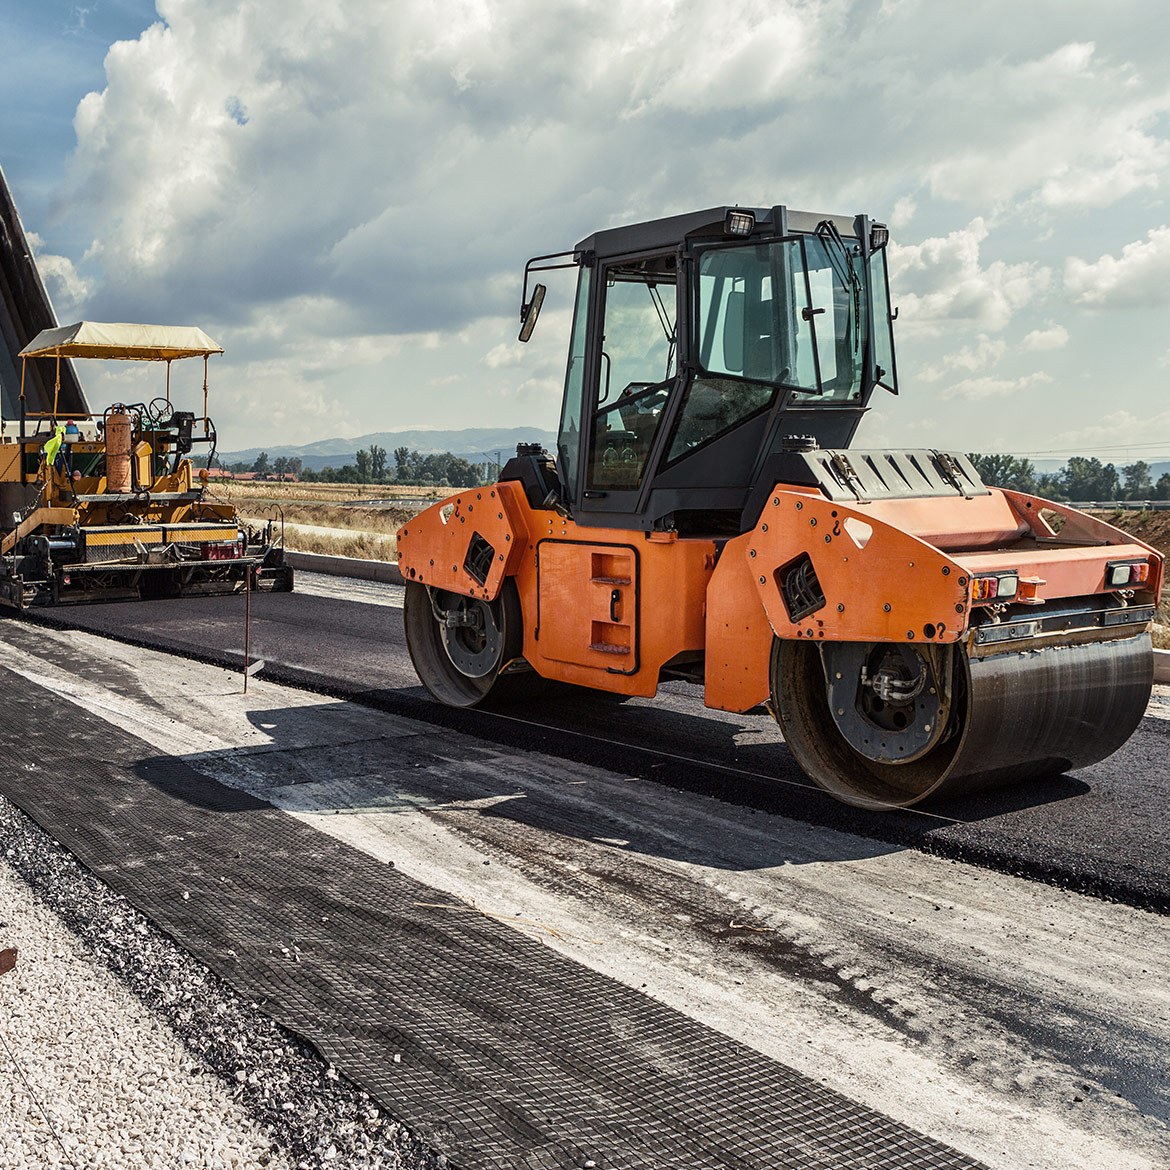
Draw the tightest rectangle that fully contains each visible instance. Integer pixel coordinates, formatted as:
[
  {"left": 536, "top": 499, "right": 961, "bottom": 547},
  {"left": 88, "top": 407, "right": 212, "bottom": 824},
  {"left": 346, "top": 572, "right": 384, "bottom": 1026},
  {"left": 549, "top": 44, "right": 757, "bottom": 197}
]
[{"left": 2, "top": 0, "right": 1169, "bottom": 461}]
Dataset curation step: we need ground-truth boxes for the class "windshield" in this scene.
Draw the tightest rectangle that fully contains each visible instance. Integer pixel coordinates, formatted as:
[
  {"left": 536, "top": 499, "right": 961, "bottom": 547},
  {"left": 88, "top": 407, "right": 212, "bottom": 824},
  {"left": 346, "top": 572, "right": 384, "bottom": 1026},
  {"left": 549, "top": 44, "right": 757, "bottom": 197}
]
[
  {"left": 693, "top": 233, "right": 866, "bottom": 402},
  {"left": 668, "top": 232, "right": 868, "bottom": 462}
]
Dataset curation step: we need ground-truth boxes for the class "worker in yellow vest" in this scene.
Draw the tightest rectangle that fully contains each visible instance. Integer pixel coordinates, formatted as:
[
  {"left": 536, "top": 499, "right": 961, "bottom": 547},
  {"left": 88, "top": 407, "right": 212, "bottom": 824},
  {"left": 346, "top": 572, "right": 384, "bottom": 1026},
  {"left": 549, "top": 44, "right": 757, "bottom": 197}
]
[{"left": 42, "top": 422, "right": 67, "bottom": 472}]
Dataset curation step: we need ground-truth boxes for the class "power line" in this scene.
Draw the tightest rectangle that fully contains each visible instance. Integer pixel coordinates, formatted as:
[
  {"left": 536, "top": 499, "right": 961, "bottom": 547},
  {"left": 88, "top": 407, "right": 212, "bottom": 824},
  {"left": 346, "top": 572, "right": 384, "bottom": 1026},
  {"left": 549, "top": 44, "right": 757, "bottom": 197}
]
[{"left": 980, "top": 442, "right": 1170, "bottom": 459}]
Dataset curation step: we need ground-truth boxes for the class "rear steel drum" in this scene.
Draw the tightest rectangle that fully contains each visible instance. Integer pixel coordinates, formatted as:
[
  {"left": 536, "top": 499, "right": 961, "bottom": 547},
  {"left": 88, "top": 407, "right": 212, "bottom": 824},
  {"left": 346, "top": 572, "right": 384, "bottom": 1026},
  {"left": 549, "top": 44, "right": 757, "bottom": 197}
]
[{"left": 772, "top": 633, "right": 1153, "bottom": 809}]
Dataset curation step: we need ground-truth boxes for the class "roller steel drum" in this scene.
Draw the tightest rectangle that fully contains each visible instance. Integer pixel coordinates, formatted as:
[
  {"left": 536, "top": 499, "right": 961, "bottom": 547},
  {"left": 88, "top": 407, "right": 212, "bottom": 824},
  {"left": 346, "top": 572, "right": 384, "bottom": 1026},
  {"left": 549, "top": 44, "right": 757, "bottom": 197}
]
[{"left": 772, "top": 632, "right": 1154, "bottom": 809}]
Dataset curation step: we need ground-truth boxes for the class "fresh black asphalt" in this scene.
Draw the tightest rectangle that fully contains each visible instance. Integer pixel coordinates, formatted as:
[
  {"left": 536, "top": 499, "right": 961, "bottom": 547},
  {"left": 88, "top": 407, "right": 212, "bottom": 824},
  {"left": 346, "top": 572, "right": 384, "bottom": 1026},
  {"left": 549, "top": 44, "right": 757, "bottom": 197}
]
[{"left": 23, "top": 580, "right": 1170, "bottom": 913}]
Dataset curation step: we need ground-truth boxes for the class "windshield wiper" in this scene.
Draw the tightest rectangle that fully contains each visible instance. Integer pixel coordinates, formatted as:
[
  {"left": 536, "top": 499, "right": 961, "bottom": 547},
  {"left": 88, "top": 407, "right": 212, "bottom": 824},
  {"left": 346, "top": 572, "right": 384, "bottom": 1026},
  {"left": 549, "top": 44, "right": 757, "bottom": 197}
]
[{"left": 815, "top": 221, "right": 862, "bottom": 356}]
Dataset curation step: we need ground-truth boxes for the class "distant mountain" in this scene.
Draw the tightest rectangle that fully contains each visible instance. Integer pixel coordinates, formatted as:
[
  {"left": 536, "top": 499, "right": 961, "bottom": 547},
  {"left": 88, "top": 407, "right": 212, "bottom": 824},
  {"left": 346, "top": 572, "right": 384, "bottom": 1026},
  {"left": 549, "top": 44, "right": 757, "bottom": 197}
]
[
  {"left": 220, "top": 430, "right": 1170, "bottom": 478},
  {"left": 219, "top": 426, "right": 558, "bottom": 471}
]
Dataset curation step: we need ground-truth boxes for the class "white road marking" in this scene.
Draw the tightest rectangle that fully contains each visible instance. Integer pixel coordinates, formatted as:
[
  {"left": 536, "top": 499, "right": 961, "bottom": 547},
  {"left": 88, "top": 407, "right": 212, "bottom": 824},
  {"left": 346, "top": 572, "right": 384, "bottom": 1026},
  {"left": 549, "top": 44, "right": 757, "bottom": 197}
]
[{"left": 294, "top": 570, "right": 404, "bottom": 608}]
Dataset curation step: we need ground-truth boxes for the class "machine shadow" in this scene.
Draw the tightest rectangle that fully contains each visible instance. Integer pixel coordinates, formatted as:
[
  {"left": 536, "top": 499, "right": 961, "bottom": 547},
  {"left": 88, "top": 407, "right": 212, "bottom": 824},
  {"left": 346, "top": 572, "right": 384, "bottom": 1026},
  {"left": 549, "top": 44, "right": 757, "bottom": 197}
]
[
  {"left": 136, "top": 683, "right": 1091, "bottom": 875},
  {"left": 132, "top": 706, "right": 896, "bottom": 872}
]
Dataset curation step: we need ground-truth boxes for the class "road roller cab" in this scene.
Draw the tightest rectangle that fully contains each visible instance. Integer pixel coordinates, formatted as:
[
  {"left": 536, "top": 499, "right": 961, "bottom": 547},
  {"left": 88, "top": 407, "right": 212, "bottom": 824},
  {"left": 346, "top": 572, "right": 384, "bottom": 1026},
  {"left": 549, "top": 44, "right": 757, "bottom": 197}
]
[
  {"left": 397, "top": 205, "right": 1164, "bottom": 809},
  {"left": 0, "top": 322, "right": 292, "bottom": 607}
]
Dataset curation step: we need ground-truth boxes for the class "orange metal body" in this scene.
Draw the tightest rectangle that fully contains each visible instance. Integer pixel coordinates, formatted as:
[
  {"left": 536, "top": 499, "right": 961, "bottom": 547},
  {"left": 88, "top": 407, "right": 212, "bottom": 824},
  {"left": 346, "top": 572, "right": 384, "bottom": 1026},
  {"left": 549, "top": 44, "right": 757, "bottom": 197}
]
[{"left": 398, "top": 479, "right": 1165, "bottom": 713}]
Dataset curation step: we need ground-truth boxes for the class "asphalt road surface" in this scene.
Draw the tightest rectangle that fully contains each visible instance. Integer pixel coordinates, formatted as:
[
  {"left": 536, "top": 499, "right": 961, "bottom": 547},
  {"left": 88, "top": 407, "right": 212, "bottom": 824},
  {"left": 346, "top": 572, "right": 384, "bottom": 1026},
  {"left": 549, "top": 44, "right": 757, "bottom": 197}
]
[
  {"left": 28, "top": 572, "right": 1170, "bottom": 913},
  {"left": 2, "top": 612, "right": 1168, "bottom": 1167}
]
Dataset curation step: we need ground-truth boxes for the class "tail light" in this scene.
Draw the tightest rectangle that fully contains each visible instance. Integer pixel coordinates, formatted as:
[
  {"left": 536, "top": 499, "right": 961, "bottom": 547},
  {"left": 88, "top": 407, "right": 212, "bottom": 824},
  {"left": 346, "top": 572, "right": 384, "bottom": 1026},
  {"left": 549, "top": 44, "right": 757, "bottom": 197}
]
[
  {"left": 201, "top": 541, "right": 243, "bottom": 561},
  {"left": 1106, "top": 560, "right": 1150, "bottom": 588},
  {"left": 972, "top": 572, "right": 1019, "bottom": 602}
]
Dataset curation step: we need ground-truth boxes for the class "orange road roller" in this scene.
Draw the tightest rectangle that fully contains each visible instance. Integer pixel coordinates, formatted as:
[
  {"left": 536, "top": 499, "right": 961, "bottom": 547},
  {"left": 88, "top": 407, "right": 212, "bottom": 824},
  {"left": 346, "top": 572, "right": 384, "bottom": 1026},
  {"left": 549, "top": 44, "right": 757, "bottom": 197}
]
[{"left": 398, "top": 205, "right": 1163, "bottom": 809}]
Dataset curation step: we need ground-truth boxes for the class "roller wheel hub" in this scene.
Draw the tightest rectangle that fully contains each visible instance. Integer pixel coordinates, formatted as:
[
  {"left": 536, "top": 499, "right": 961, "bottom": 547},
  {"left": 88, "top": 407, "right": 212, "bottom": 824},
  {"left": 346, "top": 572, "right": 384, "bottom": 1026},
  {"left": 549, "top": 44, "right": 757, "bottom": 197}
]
[
  {"left": 437, "top": 593, "right": 504, "bottom": 679},
  {"left": 403, "top": 581, "right": 533, "bottom": 709},
  {"left": 822, "top": 642, "right": 950, "bottom": 764}
]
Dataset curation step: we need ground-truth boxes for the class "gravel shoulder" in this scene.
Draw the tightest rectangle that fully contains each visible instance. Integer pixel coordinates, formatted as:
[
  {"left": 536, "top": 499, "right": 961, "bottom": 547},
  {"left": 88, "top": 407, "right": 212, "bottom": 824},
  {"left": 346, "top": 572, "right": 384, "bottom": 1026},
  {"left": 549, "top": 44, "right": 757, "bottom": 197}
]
[
  {"left": 0, "top": 796, "right": 436, "bottom": 1170},
  {"left": 0, "top": 850, "right": 289, "bottom": 1170}
]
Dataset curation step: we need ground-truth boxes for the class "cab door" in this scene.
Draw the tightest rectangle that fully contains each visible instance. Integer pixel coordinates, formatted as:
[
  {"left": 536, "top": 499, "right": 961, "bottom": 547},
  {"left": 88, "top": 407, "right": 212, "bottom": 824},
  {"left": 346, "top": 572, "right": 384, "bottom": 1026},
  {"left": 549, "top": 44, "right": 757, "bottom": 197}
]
[{"left": 577, "top": 251, "right": 680, "bottom": 522}]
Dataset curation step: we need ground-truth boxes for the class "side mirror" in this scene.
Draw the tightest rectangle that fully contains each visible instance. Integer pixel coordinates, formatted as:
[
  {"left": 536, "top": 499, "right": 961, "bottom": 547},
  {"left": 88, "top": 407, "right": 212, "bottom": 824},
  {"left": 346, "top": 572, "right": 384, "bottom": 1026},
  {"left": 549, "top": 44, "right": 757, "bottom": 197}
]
[{"left": 518, "top": 284, "right": 546, "bottom": 343}]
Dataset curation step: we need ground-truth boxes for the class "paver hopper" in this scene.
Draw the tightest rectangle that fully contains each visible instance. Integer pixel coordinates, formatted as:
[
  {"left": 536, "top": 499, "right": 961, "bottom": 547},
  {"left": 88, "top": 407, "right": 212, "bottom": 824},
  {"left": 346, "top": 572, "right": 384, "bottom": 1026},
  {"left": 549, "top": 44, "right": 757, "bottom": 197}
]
[{"left": 0, "top": 321, "right": 291, "bottom": 606}]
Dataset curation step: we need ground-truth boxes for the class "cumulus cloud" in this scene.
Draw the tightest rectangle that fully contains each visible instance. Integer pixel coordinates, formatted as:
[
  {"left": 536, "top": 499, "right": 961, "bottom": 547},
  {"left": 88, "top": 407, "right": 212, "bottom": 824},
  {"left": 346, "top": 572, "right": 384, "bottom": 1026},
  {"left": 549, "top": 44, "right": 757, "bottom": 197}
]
[
  {"left": 33, "top": 0, "right": 1170, "bottom": 449},
  {"left": 889, "top": 219, "right": 1050, "bottom": 338},
  {"left": 483, "top": 344, "right": 525, "bottom": 370},
  {"left": 1064, "top": 225, "right": 1170, "bottom": 306},
  {"left": 1020, "top": 324, "right": 1069, "bottom": 350},
  {"left": 25, "top": 231, "right": 92, "bottom": 316},
  {"left": 940, "top": 371, "right": 1054, "bottom": 401},
  {"left": 919, "top": 334, "right": 1007, "bottom": 382},
  {"left": 915, "top": 41, "right": 1170, "bottom": 211}
]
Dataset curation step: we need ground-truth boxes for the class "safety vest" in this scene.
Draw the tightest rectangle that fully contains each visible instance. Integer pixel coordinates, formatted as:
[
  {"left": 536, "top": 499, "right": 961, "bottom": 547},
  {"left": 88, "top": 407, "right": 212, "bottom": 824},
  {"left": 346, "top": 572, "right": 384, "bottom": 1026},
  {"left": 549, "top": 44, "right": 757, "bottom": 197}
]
[{"left": 43, "top": 424, "right": 66, "bottom": 465}]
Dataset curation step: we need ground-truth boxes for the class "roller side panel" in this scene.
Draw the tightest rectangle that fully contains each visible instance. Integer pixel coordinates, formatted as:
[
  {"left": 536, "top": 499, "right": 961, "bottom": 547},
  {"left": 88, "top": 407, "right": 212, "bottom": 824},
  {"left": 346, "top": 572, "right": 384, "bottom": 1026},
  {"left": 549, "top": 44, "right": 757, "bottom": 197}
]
[
  {"left": 704, "top": 531, "right": 773, "bottom": 713},
  {"left": 748, "top": 489, "right": 970, "bottom": 646},
  {"left": 397, "top": 483, "right": 529, "bottom": 602},
  {"left": 510, "top": 510, "right": 714, "bottom": 697}
]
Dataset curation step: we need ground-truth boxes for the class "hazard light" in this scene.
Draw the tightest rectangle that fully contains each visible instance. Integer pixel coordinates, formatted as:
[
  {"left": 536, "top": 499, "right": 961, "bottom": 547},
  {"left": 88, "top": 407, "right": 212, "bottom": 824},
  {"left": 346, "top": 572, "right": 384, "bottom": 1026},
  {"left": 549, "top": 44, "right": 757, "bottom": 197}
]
[{"left": 971, "top": 572, "right": 1019, "bottom": 602}]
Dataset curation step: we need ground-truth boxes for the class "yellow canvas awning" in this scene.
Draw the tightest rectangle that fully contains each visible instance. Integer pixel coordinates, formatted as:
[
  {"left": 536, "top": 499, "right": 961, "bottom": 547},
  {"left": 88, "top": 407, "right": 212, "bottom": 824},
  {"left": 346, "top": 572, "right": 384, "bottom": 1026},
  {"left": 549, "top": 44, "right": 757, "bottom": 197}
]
[{"left": 20, "top": 321, "right": 223, "bottom": 361}]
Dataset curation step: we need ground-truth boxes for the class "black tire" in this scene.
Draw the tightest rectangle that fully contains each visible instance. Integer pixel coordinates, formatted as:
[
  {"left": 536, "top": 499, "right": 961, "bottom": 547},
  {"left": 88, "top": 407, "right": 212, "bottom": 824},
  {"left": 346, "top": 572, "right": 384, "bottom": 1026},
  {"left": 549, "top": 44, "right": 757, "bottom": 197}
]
[{"left": 403, "top": 579, "right": 535, "bottom": 708}]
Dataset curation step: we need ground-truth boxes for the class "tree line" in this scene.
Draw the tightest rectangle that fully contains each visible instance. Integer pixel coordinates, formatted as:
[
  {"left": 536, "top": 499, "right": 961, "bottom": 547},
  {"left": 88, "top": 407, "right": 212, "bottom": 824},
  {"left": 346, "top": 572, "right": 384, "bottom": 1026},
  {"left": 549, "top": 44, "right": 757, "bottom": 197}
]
[
  {"left": 204, "top": 445, "right": 1169, "bottom": 499},
  {"left": 968, "top": 454, "right": 1170, "bottom": 501},
  {"left": 208, "top": 444, "right": 494, "bottom": 487}
]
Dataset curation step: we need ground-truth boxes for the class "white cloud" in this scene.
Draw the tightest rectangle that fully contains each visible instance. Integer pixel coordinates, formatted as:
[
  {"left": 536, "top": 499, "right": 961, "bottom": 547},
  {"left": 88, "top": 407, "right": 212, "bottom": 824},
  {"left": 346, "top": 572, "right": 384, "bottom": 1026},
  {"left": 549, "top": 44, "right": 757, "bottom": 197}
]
[
  {"left": 1020, "top": 324, "right": 1069, "bottom": 350},
  {"left": 916, "top": 41, "right": 1170, "bottom": 211},
  {"left": 940, "top": 371, "right": 1054, "bottom": 401},
  {"left": 1064, "top": 225, "right": 1170, "bottom": 306},
  {"left": 888, "top": 196, "right": 917, "bottom": 230},
  {"left": 483, "top": 343, "right": 524, "bottom": 370},
  {"left": 1047, "top": 408, "right": 1170, "bottom": 451},
  {"left": 889, "top": 219, "right": 1050, "bottom": 338},
  {"left": 24, "top": 231, "right": 92, "bottom": 316},
  {"left": 623, "top": 4, "right": 816, "bottom": 116},
  {"left": 24, "top": 0, "right": 1170, "bottom": 452},
  {"left": 919, "top": 334, "right": 1006, "bottom": 382}
]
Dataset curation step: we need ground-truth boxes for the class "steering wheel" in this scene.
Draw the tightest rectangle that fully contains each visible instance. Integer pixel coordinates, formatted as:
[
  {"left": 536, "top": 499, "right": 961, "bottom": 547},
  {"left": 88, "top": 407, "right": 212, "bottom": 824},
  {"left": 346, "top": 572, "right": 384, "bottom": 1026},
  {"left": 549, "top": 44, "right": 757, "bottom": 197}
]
[
  {"left": 618, "top": 379, "right": 672, "bottom": 406},
  {"left": 147, "top": 397, "right": 174, "bottom": 426}
]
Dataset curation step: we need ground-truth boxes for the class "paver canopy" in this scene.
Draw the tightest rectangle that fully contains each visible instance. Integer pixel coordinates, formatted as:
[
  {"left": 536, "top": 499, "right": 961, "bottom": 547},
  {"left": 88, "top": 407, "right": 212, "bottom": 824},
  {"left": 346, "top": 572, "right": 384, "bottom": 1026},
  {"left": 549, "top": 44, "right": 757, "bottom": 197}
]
[{"left": 20, "top": 321, "right": 223, "bottom": 362}]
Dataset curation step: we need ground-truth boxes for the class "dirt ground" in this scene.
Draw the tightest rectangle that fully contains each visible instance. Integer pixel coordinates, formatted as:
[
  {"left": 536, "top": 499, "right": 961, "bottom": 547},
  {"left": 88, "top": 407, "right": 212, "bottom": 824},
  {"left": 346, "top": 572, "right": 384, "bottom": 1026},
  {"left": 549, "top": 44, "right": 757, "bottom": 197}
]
[
  {"left": 1100, "top": 511, "right": 1170, "bottom": 647},
  {"left": 204, "top": 480, "right": 458, "bottom": 559}
]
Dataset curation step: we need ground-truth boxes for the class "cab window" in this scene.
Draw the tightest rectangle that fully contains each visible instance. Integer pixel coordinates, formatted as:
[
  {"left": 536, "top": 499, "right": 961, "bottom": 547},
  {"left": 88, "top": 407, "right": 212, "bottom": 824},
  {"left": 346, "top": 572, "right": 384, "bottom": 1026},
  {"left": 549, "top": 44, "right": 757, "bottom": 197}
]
[{"left": 588, "top": 255, "right": 677, "bottom": 490}]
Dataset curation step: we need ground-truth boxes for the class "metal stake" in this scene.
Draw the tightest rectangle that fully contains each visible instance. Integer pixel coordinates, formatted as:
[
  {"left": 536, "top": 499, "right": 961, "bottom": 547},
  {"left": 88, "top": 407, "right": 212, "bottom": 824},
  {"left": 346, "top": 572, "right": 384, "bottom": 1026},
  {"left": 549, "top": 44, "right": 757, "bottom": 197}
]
[{"left": 243, "top": 570, "right": 251, "bottom": 693}]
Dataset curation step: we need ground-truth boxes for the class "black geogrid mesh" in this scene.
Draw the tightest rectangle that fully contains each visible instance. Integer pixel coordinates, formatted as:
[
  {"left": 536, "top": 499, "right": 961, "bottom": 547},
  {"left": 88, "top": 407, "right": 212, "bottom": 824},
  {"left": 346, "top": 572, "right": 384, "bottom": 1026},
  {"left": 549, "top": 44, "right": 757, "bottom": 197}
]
[{"left": 0, "top": 675, "right": 986, "bottom": 1170}]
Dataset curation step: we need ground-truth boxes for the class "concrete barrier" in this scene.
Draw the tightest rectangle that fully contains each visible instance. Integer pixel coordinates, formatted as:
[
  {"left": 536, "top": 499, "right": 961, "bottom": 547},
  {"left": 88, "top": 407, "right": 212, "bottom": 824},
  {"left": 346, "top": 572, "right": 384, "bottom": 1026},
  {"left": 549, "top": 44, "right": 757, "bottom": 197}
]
[
  {"left": 285, "top": 550, "right": 404, "bottom": 586},
  {"left": 1156, "top": 649, "right": 1170, "bottom": 685}
]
